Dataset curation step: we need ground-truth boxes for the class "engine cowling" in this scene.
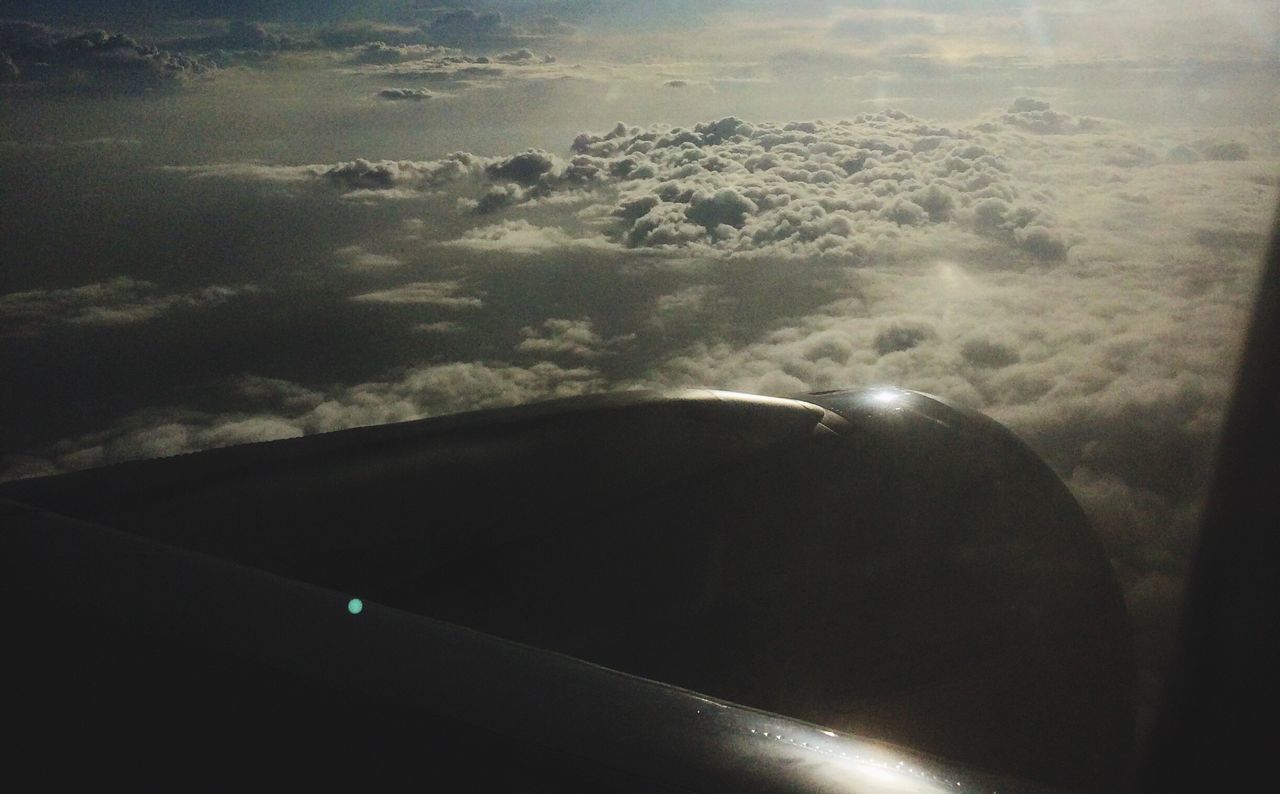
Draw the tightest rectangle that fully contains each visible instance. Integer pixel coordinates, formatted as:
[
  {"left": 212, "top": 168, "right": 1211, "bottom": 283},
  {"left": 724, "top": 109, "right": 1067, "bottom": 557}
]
[{"left": 0, "top": 387, "right": 1134, "bottom": 789}]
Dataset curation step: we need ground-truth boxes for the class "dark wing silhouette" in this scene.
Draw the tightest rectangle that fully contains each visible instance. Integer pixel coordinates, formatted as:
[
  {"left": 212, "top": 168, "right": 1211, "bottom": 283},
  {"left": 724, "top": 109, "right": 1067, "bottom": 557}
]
[{"left": 1, "top": 388, "right": 1133, "bottom": 791}]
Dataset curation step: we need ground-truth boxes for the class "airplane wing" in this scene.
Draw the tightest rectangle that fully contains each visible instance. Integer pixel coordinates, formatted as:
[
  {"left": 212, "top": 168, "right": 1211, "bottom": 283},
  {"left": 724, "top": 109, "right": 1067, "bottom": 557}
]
[{"left": 0, "top": 387, "right": 1134, "bottom": 791}]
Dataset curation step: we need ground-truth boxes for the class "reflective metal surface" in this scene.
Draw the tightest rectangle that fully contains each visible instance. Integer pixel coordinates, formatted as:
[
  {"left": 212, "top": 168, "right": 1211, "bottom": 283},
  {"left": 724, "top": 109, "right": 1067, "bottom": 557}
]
[
  {"left": 0, "top": 387, "right": 1133, "bottom": 789},
  {"left": 2, "top": 499, "right": 1047, "bottom": 792}
]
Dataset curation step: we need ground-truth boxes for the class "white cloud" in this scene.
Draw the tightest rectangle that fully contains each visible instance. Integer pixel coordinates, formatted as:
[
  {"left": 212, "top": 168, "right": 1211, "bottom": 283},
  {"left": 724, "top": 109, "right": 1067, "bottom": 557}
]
[
  {"left": 349, "top": 281, "right": 483, "bottom": 308},
  {"left": 348, "top": 45, "right": 568, "bottom": 86},
  {"left": 166, "top": 162, "right": 322, "bottom": 183},
  {"left": 167, "top": 103, "right": 1096, "bottom": 264},
  {"left": 0, "top": 277, "right": 257, "bottom": 336},
  {"left": 172, "top": 148, "right": 605, "bottom": 209},
  {"left": 334, "top": 245, "right": 405, "bottom": 270},
  {"left": 608, "top": 116, "right": 1276, "bottom": 716},
  {"left": 10, "top": 361, "right": 604, "bottom": 475},
  {"left": 1001, "top": 97, "right": 1107, "bottom": 135},
  {"left": 555, "top": 110, "right": 1079, "bottom": 260},
  {"left": 378, "top": 87, "right": 434, "bottom": 101},
  {"left": 441, "top": 219, "right": 620, "bottom": 254},
  {"left": 650, "top": 285, "right": 716, "bottom": 324},
  {"left": 414, "top": 320, "right": 465, "bottom": 334},
  {"left": 8, "top": 94, "right": 1277, "bottom": 740},
  {"left": 516, "top": 318, "right": 633, "bottom": 359},
  {"left": 195, "top": 105, "right": 1090, "bottom": 261},
  {"left": 172, "top": 152, "right": 487, "bottom": 197},
  {"left": 0, "top": 21, "right": 210, "bottom": 95}
]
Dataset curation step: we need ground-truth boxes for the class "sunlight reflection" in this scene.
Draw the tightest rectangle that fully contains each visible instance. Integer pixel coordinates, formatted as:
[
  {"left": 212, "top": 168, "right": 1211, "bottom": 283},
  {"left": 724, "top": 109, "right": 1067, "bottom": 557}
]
[
  {"left": 872, "top": 388, "right": 904, "bottom": 405},
  {"left": 742, "top": 716, "right": 966, "bottom": 793},
  {"left": 934, "top": 260, "right": 973, "bottom": 291}
]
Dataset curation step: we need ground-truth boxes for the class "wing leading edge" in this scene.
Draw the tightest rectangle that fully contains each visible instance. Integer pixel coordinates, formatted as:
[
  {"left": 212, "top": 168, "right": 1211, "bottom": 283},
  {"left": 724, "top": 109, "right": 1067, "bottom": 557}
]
[{"left": 1, "top": 388, "right": 1133, "bottom": 790}]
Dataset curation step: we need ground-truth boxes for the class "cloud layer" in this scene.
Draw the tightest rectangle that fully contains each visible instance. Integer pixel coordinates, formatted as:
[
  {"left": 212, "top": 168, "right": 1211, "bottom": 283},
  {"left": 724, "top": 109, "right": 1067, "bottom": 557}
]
[
  {"left": 2, "top": 362, "right": 602, "bottom": 480},
  {"left": 180, "top": 99, "right": 1178, "bottom": 267},
  {"left": 0, "top": 277, "right": 257, "bottom": 336},
  {"left": 0, "top": 21, "right": 209, "bottom": 93},
  {"left": 5, "top": 84, "right": 1276, "bottom": 745}
]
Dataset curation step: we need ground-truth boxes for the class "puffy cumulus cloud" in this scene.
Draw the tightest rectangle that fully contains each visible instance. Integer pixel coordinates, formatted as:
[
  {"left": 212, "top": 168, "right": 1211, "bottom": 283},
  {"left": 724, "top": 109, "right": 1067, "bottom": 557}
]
[
  {"left": 518, "top": 318, "right": 604, "bottom": 358},
  {"left": 639, "top": 290, "right": 953, "bottom": 402},
  {"left": 470, "top": 182, "right": 530, "bottom": 213},
  {"left": 323, "top": 13, "right": 566, "bottom": 87},
  {"left": 377, "top": 86, "right": 434, "bottom": 100},
  {"left": 355, "top": 43, "right": 419, "bottom": 65},
  {"left": 161, "top": 20, "right": 298, "bottom": 56},
  {"left": 2, "top": 413, "right": 307, "bottom": 479},
  {"left": 0, "top": 21, "right": 209, "bottom": 94},
  {"left": 685, "top": 187, "right": 759, "bottom": 230},
  {"left": 969, "top": 198, "right": 1071, "bottom": 261},
  {"left": 333, "top": 245, "right": 405, "bottom": 270},
  {"left": 650, "top": 285, "right": 716, "bottom": 320},
  {"left": 415, "top": 320, "right": 465, "bottom": 334},
  {"left": 872, "top": 318, "right": 937, "bottom": 355},
  {"left": 322, "top": 154, "right": 481, "bottom": 191},
  {"left": 251, "top": 360, "right": 603, "bottom": 435},
  {"left": 959, "top": 334, "right": 1021, "bottom": 369},
  {"left": 485, "top": 149, "right": 559, "bottom": 185},
  {"left": 8, "top": 97, "right": 1271, "bottom": 731},
  {"left": 1014, "top": 224, "right": 1069, "bottom": 261},
  {"left": 639, "top": 255, "right": 1253, "bottom": 561},
  {"left": 463, "top": 149, "right": 614, "bottom": 211},
  {"left": 987, "top": 342, "right": 1240, "bottom": 704},
  {"left": 999, "top": 97, "right": 1106, "bottom": 135},
  {"left": 441, "top": 219, "right": 620, "bottom": 255},
  {"left": 179, "top": 100, "right": 1157, "bottom": 265},
  {"left": 349, "top": 281, "right": 484, "bottom": 308},
  {"left": 348, "top": 47, "right": 563, "bottom": 85},
  {"left": 425, "top": 8, "right": 512, "bottom": 44},
  {"left": 176, "top": 148, "right": 600, "bottom": 206},
  {"left": 4, "top": 361, "right": 603, "bottom": 478},
  {"left": 558, "top": 111, "right": 1075, "bottom": 261},
  {"left": 516, "top": 318, "right": 633, "bottom": 359},
  {"left": 314, "top": 22, "right": 433, "bottom": 49},
  {"left": 174, "top": 155, "right": 481, "bottom": 191},
  {"left": 348, "top": 45, "right": 494, "bottom": 73},
  {"left": 0, "top": 277, "right": 257, "bottom": 337},
  {"left": 166, "top": 162, "right": 319, "bottom": 183},
  {"left": 234, "top": 375, "right": 326, "bottom": 413},
  {"left": 401, "top": 217, "right": 429, "bottom": 237},
  {"left": 626, "top": 121, "right": 1276, "bottom": 719},
  {"left": 1196, "top": 138, "right": 1250, "bottom": 161},
  {"left": 1104, "top": 143, "right": 1160, "bottom": 169},
  {"left": 495, "top": 48, "right": 539, "bottom": 64},
  {"left": 541, "top": 101, "right": 1273, "bottom": 720},
  {"left": 176, "top": 153, "right": 492, "bottom": 202}
]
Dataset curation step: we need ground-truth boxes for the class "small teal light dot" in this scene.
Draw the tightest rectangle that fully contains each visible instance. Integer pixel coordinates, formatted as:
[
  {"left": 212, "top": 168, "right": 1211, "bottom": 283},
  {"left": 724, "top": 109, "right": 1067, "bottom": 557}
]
[{"left": 347, "top": 598, "right": 364, "bottom": 615}]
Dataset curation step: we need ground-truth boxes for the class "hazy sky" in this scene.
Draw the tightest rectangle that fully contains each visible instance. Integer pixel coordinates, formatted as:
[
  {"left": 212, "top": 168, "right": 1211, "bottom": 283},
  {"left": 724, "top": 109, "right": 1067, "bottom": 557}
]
[{"left": 2, "top": 0, "right": 1278, "bottom": 741}]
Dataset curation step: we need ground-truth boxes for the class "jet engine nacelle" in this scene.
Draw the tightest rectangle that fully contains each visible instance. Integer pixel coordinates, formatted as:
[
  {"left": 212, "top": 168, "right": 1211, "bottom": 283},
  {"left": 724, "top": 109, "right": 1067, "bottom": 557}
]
[{"left": 0, "top": 388, "right": 1134, "bottom": 790}]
